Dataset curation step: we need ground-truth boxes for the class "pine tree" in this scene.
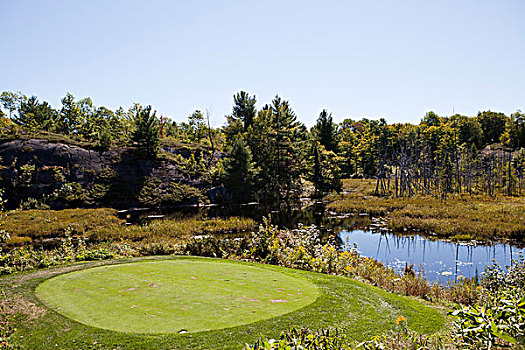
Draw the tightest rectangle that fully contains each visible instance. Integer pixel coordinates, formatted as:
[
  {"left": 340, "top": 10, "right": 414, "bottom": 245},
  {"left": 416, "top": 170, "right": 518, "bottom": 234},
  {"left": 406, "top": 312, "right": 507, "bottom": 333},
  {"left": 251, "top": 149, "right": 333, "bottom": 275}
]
[
  {"left": 312, "top": 109, "right": 338, "bottom": 152},
  {"left": 308, "top": 140, "right": 342, "bottom": 198},
  {"left": 17, "top": 96, "right": 56, "bottom": 130},
  {"left": 132, "top": 105, "right": 160, "bottom": 158},
  {"left": 233, "top": 91, "right": 256, "bottom": 131},
  {"left": 58, "top": 93, "right": 81, "bottom": 134},
  {"left": 221, "top": 136, "right": 257, "bottom": 203}
]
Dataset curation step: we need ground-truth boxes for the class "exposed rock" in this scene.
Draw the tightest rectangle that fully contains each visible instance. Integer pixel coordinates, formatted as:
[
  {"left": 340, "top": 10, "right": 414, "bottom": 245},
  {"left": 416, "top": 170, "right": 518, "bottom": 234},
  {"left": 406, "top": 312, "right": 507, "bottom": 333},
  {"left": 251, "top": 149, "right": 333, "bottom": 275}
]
[{"left": 0, "top": 139, "right": 217, "bottom": 209}]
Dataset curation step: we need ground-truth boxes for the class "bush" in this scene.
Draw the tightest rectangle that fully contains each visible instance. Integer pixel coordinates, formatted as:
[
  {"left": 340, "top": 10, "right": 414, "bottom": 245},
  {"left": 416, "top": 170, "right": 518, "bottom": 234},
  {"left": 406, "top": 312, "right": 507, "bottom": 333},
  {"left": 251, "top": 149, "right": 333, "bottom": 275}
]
[
  {"left": 18, "top": 197, "right": 50, "bottom": 210},
  {"left": 450, "top": 287, "right": 525, "bottom": 348},
  {"left": 246, "top": 327, "right": 351, "bottom": 350}
]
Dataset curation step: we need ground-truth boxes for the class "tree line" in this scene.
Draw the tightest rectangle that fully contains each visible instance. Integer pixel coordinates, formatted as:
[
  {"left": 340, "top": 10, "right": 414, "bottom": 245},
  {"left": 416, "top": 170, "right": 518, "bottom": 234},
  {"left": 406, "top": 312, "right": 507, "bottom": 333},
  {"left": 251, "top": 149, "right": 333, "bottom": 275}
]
[{"left": 1, "top": 90, "right": 524, "bottom": 209}]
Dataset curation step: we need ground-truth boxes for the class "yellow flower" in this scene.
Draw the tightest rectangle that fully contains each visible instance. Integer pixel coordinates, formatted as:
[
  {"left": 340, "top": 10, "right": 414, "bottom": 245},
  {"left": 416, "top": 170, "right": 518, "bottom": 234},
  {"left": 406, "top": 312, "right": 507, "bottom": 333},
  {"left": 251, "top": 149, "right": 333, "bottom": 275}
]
[{"left": 396, "top": 315, "right": 406, "bottom": 325}]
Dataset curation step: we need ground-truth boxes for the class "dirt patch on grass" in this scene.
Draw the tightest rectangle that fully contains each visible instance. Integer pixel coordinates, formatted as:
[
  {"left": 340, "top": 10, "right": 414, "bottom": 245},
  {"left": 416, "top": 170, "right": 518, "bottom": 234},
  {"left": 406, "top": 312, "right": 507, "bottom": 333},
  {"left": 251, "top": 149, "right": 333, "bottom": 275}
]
[{"left": 1, "top": 295, "right": 47, "bottom": 321}]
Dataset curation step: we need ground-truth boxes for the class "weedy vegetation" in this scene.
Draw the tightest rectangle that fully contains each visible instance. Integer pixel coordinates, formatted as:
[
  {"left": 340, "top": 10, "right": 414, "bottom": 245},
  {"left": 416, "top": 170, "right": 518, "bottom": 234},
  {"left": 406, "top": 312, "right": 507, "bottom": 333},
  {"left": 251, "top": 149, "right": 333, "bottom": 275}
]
[{"left": 327, "top": 179, "right": 525, "bottom": 242}]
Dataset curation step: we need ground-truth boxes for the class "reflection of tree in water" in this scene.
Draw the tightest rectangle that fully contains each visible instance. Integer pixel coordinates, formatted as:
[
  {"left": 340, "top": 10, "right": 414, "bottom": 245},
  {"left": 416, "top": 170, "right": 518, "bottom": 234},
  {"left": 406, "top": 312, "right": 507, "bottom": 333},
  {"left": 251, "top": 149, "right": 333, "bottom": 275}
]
[{"left": 365, "top": 230, "right": 524, "bottom": 282}]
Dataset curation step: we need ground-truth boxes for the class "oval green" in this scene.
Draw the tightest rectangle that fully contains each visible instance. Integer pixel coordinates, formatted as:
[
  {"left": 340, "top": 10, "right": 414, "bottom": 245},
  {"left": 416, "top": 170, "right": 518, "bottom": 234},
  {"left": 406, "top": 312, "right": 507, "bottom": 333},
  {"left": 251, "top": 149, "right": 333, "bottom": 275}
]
[{"left": 36, "top": 259, "right": 319, "bottom": 334}]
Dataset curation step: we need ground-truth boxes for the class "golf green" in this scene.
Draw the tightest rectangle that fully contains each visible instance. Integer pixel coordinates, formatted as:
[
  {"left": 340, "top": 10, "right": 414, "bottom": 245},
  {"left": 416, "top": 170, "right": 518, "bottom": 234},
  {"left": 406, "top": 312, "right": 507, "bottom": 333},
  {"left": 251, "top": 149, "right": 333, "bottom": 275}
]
[{"left": 36, "top": 259, "right": 319, "bottom": 334}]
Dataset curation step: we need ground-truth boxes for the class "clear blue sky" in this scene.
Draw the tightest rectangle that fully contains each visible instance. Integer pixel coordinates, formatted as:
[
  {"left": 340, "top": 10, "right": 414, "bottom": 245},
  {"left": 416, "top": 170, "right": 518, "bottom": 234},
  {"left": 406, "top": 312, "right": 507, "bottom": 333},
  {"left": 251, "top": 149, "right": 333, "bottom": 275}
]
[{"left": 1, "top": 0, "right": 523, "bottom": 127}]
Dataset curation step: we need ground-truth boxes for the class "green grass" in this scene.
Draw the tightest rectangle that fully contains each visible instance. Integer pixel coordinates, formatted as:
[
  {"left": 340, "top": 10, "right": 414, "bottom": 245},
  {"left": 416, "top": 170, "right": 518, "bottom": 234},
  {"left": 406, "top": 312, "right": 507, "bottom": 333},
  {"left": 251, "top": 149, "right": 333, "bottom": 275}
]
[
  {"left": 36, "top": 260, "right": 319, "bottom": 334},
  {"left": 2, "top": 256, "right": 446, "bottom": 349}
]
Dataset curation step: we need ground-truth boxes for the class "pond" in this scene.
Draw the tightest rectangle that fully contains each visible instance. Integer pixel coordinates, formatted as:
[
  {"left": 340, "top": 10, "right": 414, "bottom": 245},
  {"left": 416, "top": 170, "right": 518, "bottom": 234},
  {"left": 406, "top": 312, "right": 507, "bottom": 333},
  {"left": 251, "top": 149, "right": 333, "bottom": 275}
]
[
  {"left": 339, "top": 228, "right": 525, "bottom": 282},
  {"left": 123, "top": 204, "right": 525, "bottom": 283}
]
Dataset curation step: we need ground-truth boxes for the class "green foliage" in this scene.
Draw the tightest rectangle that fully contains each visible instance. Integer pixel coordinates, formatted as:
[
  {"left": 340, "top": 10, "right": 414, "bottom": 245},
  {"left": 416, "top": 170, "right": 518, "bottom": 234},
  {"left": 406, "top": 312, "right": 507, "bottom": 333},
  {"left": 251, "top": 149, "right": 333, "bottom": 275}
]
[
  {"left": 225, "top": 91, "right": 257, "bottom": 138},
  {"left": 187, "top": 110, "right": 207, "bottom": 142},
  {"left": 456, "top": 114, "right": 483, "bottom": 148},
  {"left": 246, "top": 96, "right": 307, "bottom": 208},
  {"left": 454, "top": 260, "right": 525, "bottom": 347},
  {"left": 57, "top": 93, "right": 81, "bottom": 134},
  {"left": 308, "top": 141, "right": 342, "bottom": 198},
  {"left": 0, "top": 91, "right": 24, "bottom": 120},
  {"left": 450, "top": 257, "right": 525, "bottom": 349},
  {"left": 138, "top": 177, "right": 203, "bottom": 206},
  {"left": 51, "top": 181, "right": 88, "bottom": 207},
  {"left": 246, "top": 327, "right": 351, "bottom": 350},
  {"left": 221, "top": 136, "right": 258, "bottom": 203},
  {"left": 478, "top": 110, "right": 507, "bottom": 145},
  {"left": 18, "top": 197, "right": 50, "bottom": 210},
  {"left": 450, "top": 286, "right": 525, "bottom": 348},
  {"left": 312, "top": 109, "right": 339, "bottom": 152},
  {"left": 18, "top": 164, "right": 35, "bottom": 184},
  {"left": 98, "top": 125, "right": 113, "bottom": 149},
  {"left": 16, "top": 96, "right": 56, "bottom": 130},
  {"left": 3, "top": 88, "right": 525, "bottom": 211},
  {"left": 132, "top": 105, "right": 160, "bottom": 158}
]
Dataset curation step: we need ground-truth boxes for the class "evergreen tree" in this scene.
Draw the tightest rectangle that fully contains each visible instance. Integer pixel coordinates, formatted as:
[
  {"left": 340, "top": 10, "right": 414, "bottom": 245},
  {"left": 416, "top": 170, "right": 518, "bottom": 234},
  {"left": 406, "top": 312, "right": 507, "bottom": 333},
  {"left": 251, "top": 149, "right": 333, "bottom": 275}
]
[
  {"left": 16, "top": 96, "right": 56, "bottom": 130},
  {"left": 224, "top": 91, "right": 257, "bottom": 145},
  {"left": 422, "top": 111, "right": 441, "bottom": 126},
  {"left": 188, "top": 110, "right": 206, "bottom": 142},
  {"left": 311, "top": 141, "right": 323, "bottom": 199},
  {"left": 253, "top": 96, "right": 306, "bottom": 208},
  {"left": 233, "top": 91, "right": 256, "bottom": 132},
  {"left": 132, "top": 105, "right": 160, "bottom": 158},
  {"left": 58, "top": 93, "right": 81, "bottom": 134},
  {"left": 221, "top": 136, "right": 257, "bottom": 203},
  {"left": 312, "top": 109, "right": 338, "bottom": 152},
  {"left": 308, "top": 140, "right": 342, "bottom": 198}
]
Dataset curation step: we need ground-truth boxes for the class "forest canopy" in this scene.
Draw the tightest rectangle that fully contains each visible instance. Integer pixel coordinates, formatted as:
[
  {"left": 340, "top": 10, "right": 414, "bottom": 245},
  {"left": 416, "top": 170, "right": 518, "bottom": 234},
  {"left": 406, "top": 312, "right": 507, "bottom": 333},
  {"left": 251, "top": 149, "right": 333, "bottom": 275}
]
[{"left": 1, "top": 90, "right": 524, "bottom": 209}]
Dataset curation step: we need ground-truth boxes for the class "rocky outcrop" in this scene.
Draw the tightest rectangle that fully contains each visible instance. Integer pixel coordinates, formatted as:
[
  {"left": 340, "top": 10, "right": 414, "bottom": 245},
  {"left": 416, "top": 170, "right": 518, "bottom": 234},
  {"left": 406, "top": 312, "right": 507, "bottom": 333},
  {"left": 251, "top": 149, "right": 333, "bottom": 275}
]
[{"left": 0, "top": 139, "right": 219, "bottom": 209}]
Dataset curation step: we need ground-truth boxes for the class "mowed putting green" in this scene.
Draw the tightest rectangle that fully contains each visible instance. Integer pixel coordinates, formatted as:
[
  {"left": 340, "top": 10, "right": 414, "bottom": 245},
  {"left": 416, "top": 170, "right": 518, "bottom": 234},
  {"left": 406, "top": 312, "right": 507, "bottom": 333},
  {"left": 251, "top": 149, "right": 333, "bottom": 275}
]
[{"left": 36, "top": 259, "right": 319, "bottom": 334}]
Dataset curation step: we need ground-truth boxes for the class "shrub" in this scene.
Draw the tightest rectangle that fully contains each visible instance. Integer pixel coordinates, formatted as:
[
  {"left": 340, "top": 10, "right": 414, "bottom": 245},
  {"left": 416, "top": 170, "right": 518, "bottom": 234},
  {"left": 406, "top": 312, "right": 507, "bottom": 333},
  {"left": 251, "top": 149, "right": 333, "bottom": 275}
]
[
  {"left": 246, "top": 327, "right": 351, "bottom": 350},
  {"left": 450, "top": 287, "right": 525, "bottom": 348},
  {"left": 18, "top": 197, "right": 50, "bottom": 210}
]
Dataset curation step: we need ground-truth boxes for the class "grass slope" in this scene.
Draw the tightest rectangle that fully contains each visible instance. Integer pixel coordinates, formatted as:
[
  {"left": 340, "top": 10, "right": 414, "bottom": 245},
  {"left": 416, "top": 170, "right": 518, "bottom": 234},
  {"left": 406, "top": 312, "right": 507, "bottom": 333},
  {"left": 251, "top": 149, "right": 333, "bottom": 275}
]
[
  {"left": 3, "top": 256, "right": 446, "bottom": 349},
  {"left": 36, "top": 260, "right": 319, "bottom": 333}
]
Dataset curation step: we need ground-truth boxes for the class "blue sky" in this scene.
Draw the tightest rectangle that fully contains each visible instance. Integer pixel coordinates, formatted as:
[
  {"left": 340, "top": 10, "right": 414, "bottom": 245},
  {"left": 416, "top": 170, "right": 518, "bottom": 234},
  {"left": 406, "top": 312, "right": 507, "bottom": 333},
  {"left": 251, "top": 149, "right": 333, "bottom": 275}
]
[{"left": 1, "top": 0, "right": 523, "bottom": 127}]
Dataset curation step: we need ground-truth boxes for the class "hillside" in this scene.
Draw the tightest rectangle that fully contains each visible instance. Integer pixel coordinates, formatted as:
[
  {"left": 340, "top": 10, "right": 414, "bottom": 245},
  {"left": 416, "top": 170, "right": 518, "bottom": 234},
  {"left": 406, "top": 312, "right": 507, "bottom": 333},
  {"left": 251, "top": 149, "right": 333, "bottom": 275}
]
[{"left": 0, "top": 138, "right": 222, "bottom": 210}]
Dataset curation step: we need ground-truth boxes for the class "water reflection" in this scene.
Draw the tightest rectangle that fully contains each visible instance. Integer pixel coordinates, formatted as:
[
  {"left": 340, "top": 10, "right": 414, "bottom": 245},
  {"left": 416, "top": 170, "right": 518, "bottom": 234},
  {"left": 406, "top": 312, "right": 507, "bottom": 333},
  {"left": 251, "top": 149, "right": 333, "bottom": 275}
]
[
  {"left": 122, "top": 204, "right": 524, "bottom": 283},
  {"left": 339, "top": 230, "right": 525, "bottom": 282}
]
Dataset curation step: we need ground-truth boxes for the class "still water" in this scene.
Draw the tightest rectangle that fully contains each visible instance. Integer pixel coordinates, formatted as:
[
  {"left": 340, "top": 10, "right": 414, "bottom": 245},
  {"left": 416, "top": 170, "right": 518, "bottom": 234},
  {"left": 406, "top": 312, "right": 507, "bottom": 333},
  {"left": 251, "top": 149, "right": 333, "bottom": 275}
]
[
  {"left": 124, "top": 204, "right": 525, "bottom": 283},
  {"left": 339, "top": 229, "right": 525, "bottom": 282}
]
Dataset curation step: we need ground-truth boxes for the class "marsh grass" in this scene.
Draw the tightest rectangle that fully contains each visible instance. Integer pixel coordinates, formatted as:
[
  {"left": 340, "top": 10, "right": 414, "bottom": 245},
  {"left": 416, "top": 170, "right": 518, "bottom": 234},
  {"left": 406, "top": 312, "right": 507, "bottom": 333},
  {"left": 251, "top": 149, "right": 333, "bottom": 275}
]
[
  {"left": 3, "top": 209, "right": 256, "bottom": 247},
  {"left": 3, "top": 208, "right": 122, "bottom": 245},
  {"left": 327, "top": 179, "right": 525, "bottom": 242}
]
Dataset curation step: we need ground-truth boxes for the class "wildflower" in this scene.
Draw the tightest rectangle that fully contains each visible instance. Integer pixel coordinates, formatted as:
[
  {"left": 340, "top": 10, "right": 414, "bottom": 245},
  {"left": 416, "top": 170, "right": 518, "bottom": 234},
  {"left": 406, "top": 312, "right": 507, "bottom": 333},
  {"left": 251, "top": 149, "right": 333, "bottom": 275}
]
[{"left": 395, "top": 315, "right": 406, "bottom": 325}]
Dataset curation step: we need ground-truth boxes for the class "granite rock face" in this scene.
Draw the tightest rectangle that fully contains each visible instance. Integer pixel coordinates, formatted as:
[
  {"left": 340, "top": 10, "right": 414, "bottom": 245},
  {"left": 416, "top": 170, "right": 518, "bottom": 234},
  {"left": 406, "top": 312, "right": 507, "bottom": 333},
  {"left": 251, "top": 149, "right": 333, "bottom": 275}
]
[{"left": 0, "top": 139, "right": 220, "bottom": 209}]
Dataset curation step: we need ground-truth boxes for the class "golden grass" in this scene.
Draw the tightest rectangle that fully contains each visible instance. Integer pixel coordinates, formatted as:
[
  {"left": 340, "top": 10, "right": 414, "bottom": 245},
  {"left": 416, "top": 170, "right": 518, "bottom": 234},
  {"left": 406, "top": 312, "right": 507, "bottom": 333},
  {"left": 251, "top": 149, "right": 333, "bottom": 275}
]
[
  {"left": 326, "top": 180, "right": 525, "bottom": 242},
  {"left": 3, "top": 208, "right": 122, "bottom": 244},
  {"left": 2, "top": 209, "right": 256, "bottom": 246}
]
